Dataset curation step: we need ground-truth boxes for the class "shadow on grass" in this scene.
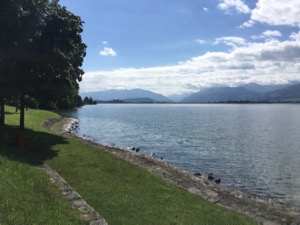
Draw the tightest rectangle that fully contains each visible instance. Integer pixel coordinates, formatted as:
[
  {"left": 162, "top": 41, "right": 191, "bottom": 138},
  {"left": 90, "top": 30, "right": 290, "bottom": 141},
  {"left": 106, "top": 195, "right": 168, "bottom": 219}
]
[
  {"left": 4, "top": 111, "right": 18, "bottom": 115},
  {"left": 0, "top": 124, "right": 69, "bottom": 166}
]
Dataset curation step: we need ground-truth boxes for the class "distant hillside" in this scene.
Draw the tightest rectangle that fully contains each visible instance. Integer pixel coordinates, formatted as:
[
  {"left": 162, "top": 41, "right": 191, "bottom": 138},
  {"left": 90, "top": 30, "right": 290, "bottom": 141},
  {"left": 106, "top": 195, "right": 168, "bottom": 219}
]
[
  {"left": 123, "top": 97, "right": 156, "bottom": 103},
  {"left": 167, "top": 93, "right": 192, "bottom": 102},
  {"left": 80, "top": 89, "right": 171, "bottom": 102},
  {"left": 264, "top": 84, "right": 300, "bottom": 101},
  {"left": 243, "top": 83, "right": 291, "bottom": 93},
  {"left": 181, "top": 87, "right": 260, "bottom": 103},
  {"left": 181, "top": 83, "right": 300, "bottom": 103}
]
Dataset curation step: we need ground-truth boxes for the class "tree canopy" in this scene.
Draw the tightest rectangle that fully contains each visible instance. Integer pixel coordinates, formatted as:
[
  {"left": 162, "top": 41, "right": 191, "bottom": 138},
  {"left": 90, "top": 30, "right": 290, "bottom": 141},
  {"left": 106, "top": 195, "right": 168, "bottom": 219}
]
[{"left": 0, "top": 0, "right": 86, "bottom": 128}]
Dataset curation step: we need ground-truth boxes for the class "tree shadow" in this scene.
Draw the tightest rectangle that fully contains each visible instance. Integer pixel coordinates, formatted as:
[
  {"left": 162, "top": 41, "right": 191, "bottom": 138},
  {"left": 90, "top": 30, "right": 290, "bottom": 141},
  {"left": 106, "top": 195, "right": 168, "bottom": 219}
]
[
  {"left": 0, "top": 124, "right": 69, "bottom": 166},
  {"left": 4, "top": 111, "right": 18, "bottom": 115}
]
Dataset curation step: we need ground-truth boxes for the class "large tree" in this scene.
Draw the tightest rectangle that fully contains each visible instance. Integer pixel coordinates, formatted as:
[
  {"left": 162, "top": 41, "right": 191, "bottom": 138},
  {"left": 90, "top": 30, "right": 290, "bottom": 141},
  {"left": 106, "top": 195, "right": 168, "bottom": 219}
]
[
  {"left": 0, "top": 0, "right": 49, "bottom": 128},
  {"left": 0, "top": 0, "right": 86, "bottom": 129},
  {"left": 32, "top": 2, "right": 86, "bottom": 110}
]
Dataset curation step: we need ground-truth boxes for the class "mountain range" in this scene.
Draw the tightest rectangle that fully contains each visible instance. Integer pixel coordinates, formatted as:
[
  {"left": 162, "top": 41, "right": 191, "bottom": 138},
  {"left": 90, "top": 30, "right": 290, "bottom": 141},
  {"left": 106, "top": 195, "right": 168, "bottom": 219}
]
[
  {"left": 80, "top": 89, "right": 171, "bottom": 103},
  {"left": 181, "top": 83, "right": 300, "bottom": 103},
  {"left": 80, "top": 83, "right": 300, "bottom": 103}
]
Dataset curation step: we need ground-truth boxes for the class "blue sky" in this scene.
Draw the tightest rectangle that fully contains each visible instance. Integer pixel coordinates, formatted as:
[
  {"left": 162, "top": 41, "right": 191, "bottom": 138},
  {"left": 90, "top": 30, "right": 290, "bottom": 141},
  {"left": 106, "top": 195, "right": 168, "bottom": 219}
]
[{"left": 60, "top": 0, "right": 300, "bottom": 96}]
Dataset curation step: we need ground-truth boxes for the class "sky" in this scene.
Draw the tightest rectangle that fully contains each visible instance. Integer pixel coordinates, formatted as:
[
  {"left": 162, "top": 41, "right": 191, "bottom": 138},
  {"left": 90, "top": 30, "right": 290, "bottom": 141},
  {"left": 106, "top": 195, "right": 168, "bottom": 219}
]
[{"left": 59, "top": 0, "right": 300, "bottom": 96}]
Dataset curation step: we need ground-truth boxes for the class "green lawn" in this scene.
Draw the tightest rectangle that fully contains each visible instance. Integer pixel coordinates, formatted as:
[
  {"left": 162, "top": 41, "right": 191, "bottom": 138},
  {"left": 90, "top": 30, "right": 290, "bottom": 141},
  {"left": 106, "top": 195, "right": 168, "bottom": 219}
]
[
  {"left": 0, "top": 137, "right": 84, "bottom": 224},
  {"left": 2, "top": 105, "right": 258, "bottom": 225}
]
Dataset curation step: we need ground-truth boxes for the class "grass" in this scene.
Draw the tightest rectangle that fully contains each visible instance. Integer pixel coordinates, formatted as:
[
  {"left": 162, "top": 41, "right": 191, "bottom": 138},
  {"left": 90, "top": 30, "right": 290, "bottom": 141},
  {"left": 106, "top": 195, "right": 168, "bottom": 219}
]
[
  {"left": 0, "top": 137, "right": 85, "bottom": 224},
  {"left": 2, "top": 105, "right": 258, "bottom": 225}
]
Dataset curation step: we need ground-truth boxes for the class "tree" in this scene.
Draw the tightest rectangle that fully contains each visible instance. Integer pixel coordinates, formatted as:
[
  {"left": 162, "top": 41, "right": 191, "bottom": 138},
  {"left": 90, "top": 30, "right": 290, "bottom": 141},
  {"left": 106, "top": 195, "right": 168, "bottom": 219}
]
[
  {"left": 0, "top": 0, "right": 86, "bottom": 129},
  {"left": 0, "top": 0, "right": 49, "bottom": 128},
  {"left": 31, "top": 2, "right": 86, "bottom": 111}
]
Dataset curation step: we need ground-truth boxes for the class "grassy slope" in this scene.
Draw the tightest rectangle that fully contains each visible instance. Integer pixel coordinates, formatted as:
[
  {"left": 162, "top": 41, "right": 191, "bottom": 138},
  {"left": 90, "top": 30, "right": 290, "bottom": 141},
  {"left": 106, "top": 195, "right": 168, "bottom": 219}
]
[
  {"left": 0, "top": 111, "right": 84, "bottom": 224},
  {"left": 3, "top": 106, "right": 257, "bottom": 225}
]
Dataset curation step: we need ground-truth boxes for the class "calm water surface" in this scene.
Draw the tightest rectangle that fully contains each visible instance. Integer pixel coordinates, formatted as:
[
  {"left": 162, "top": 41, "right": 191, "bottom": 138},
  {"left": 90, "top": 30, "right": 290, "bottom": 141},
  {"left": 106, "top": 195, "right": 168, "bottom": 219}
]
[{"left": 61, "top": 104, "right": 300, "bottom": 208}]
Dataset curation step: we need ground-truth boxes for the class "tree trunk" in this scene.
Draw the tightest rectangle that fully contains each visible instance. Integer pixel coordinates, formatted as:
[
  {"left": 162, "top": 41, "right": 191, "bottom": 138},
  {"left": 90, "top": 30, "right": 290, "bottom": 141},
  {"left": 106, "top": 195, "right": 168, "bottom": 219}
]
[
  {"left": 0, "top": 95, "right": 4, "bottom": 126},
  {"left": 20, "top": 92, "right": 25, "bottom": 129}
]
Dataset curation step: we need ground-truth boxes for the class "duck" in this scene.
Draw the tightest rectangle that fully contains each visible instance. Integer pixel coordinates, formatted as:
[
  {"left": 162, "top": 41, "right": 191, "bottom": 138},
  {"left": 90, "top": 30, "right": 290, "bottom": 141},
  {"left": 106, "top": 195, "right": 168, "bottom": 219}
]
[
  {"left": 194, "top": 172, "right": 202, "bottom": 177},
  {"left": 215, "top": 178, "right": 221, "bottom": 184},
  {"left": 207, "top": 173, "right": 214, "bottom": 180}
]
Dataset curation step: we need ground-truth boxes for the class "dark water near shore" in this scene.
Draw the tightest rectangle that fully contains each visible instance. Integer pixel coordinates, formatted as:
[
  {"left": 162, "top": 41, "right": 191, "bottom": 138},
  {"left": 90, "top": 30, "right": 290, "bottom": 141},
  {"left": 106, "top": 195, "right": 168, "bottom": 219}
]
[{"left": 61, "top": 104, "right": 300, "bottom": 209}]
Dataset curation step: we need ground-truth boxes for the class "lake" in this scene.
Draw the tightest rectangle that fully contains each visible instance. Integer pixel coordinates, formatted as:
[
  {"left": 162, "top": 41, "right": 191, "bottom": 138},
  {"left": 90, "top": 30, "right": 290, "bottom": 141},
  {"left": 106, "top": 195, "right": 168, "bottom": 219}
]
[{"left": 61, "top": 103, "right": 300, "bottom": 209}]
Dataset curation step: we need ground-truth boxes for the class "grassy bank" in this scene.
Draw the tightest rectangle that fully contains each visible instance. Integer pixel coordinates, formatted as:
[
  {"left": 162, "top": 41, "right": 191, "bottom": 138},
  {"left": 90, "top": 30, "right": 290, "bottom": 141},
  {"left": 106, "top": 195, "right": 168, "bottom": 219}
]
[
  {"left": 0, "top": 127, "right": 84, "bottom": 223},
  {"left": 2, "top": 106, "right": 257, "bottom": 225}
]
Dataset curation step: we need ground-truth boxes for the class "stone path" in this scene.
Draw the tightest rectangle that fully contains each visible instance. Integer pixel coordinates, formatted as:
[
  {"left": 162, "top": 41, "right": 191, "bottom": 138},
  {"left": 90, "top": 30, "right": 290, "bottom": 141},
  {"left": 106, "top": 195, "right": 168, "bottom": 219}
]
[{"left": 17, "top": 143, "right": 107, "bottom": 225}]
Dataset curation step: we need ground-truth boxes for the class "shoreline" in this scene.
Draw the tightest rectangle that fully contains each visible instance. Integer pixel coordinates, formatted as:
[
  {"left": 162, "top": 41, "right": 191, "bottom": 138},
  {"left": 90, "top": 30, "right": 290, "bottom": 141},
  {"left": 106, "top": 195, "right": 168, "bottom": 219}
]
[{"left": 55, "top": 117, "right": 300, "bottom": 224}]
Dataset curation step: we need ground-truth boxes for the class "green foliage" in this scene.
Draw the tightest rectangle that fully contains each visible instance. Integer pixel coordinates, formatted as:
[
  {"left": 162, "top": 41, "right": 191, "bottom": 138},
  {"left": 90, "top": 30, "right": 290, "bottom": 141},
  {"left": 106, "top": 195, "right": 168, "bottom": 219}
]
[
  {"left": 75, "top": 94, "right": 84, "bottom": 107},
  {"left": 83, "top": 96, "right": 97, "bottom": 105},
  {"left": 25, "top": 95, "right": 39, "bottom": 109},
  {"left": 0, "top": 0, "right": 86, "bottom": 128},
  {"left": 32, "top": 2, "right": 87, "bottom": 109}
]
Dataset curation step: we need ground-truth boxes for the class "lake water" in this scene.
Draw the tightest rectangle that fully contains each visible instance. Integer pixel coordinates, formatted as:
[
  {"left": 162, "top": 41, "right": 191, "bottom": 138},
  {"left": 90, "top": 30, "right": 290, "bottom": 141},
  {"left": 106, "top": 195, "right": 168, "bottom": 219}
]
[{"left": 61, "top": 104, "right": 300, "bottom": 209}]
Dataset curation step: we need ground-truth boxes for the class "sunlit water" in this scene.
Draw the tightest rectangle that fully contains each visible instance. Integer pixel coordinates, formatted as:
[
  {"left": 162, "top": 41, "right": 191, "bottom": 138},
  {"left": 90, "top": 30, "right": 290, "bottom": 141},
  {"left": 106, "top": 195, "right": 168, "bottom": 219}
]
[{"left": 61, "top": 104, "right": 300, "bottom": 209}]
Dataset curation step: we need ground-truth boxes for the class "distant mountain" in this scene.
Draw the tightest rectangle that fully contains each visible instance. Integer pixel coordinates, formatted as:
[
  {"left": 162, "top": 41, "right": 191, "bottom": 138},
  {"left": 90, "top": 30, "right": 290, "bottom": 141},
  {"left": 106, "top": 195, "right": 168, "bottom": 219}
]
[
  {"left": 181, "top": 87, "right": 260, "bottom": 103},
  {"left": 181, "top": 83, "right": 300, "bottom": 103},
  {"left": 243, "top": 83, "right": 291, "bottom": 93},
  {"left": 80, "top": 89, "right": 171, "bottom": 102},
  {"left": 167, "top": 93, "right": 192, "bottom": 102},
  {"left": 264, "top": 84, "right": 300, "bottom": 101},
  {"left": 123, "top": 97, "right": 156, "bottom": 103}
]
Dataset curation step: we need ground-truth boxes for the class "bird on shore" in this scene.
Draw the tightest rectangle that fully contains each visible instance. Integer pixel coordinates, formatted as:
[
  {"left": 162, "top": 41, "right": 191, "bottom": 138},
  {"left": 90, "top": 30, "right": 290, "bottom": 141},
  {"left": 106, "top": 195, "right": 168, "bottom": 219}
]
[
  {"left": 207, "top": 173, "right": 214, "bottom": 180},
  {"left": 215, "top": 178, "right": 221, "bottom": 184},
  {"left": 194, "top": 172, "right": 202, "bottom": 177}
]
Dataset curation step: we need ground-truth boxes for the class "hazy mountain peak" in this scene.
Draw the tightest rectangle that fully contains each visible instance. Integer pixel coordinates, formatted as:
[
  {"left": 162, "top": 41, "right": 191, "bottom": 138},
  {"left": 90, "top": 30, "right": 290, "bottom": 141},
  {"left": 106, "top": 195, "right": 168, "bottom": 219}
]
[{"left": 80, "top": 89, "right": 171, "bottom": 102}]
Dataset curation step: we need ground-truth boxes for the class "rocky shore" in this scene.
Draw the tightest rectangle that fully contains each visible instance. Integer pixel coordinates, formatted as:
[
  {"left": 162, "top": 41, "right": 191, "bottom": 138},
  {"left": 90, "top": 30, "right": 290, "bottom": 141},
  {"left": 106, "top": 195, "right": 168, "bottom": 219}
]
[{"left": 50, "top": 117, "right": 300, "bottom": 225}]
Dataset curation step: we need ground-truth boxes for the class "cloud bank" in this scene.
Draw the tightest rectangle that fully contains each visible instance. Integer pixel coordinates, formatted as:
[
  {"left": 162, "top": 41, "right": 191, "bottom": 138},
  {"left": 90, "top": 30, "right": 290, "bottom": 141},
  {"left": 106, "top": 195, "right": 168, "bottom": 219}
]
[
  {"left": 81, "top": 31, "right": 300, "bottom": 96},
  {"left": 251, "top": 0, "right": 300, "bottom": 27},
  {"left": 239, "top": 0, "right": 300, "bottom": 28},
  {"left": 81, "top": 1, "right": 300, "bottom": 96}
]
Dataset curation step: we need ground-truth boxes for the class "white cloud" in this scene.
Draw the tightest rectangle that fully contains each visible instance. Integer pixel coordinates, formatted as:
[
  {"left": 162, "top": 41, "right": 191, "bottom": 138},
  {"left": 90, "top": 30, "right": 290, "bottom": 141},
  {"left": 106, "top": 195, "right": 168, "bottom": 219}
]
[
  {"left": 290, "top": 31, "right": 300, "bottom": 41},
  {"left": 262, "top": 30, "right": 282, "bottom": 37},
  {"left": 203, "top": 7, "right": 208, "bottom": 11},
  {"left": 240, "top": 20, "right": 255, "bottom": 28},
  {"left": 250, "top": 0, "right": 300, "bottom": 27},
  {"left": 102, "top": 41, "right": 108, "bottom": 45},
  {"left": 218, "top": 0, "right": 251, "bottom": 14},
  {"left": 213, "top": 36, "right": 247, "bottom": 48},
  {"left": 196, "top": 39, "right": 206, "bottom": 44},
  {"left": 99, "top": 47, "right": 117, "bottom": 57},
  {"left": 252, "top": 30, "right": 282, "bottom": 40},
  {"left": 81, "top": 37, "right": 300, "bottom": 96}
]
